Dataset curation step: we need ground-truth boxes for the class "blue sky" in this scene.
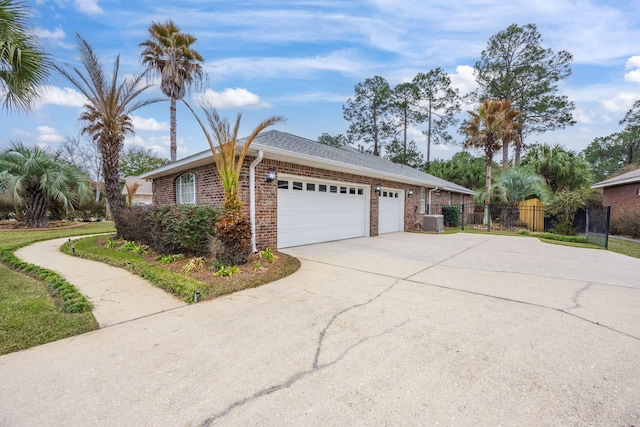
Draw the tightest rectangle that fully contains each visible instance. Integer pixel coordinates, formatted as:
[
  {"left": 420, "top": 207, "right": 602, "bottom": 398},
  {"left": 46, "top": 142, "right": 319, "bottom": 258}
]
[{"left": 6, "top": 0, "right": 640, "bottom": 162}]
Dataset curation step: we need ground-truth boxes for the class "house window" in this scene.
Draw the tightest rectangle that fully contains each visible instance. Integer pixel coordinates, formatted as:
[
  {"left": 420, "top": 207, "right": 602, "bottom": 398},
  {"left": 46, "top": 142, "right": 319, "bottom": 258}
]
[
  {"left": 319, "top": 184, "right": 327, "bottom": 192},
  {"left": 176, "top": 173, "right": 196, "bottom": 204},
  {"left": 420, "top": 188, "right": 426, "bottom": 213},
  {"left": 293, "top": 182, "right": 303, "bottom": 190},
  {"left": 307, "top": 183, "right": 316, "bottom": 191},
  {"left": 278, "top": 180, "right": 289, "bottom": 189}
]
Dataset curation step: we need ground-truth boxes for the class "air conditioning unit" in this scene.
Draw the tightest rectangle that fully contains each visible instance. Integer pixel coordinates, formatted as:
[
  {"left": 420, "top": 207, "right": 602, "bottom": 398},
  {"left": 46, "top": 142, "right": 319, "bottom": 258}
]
[{"left": 423, "top": 215, "right": 444, "bottom": 233}]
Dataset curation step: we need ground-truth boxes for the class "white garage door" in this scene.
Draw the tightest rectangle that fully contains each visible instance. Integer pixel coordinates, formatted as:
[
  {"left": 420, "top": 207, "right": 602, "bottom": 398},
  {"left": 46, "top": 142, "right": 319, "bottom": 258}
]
[
  {"left": 277, "top": 177, "right": 369, "bottom": 248},
  {"left": 378, "top": 188, "right": 404, "bottom": 234}
]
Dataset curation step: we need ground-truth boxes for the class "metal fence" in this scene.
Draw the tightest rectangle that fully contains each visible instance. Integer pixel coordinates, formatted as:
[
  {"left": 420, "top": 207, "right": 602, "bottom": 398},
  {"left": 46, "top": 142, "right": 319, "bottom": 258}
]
[{"left": 424, "top": 203, "right": 611, "bottom": 248}]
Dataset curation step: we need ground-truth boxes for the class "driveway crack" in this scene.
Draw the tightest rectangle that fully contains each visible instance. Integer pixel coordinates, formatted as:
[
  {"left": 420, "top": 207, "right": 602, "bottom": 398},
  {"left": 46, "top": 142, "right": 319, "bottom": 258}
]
[
  {"left": 200, "top": 279, "right": 408, "bottom": 426},
  {"left": 565, "top": 283, "right": 593, "bottom": 311}
]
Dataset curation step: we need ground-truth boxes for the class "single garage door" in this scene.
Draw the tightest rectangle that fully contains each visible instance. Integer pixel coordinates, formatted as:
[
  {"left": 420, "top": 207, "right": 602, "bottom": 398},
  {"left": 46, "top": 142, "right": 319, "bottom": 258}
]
[
  {"left": 277, "top": 177, "right": 368, "bottom": 248},
  {"left": 378, "top": 187, "right": 404, "bottom": 234}
]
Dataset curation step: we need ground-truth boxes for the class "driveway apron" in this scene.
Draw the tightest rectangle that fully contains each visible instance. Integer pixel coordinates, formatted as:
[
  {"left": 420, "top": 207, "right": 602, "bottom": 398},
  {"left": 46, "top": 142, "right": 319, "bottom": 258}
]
[{"left": 1, "top": 232, "right": 639, "bottom": 426}]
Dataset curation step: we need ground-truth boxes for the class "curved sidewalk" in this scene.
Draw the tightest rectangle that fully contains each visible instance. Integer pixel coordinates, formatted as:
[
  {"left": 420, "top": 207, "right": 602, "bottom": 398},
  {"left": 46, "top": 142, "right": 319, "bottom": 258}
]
[{"left": 14, "top": 236, "right": 185, "bottom": 327}]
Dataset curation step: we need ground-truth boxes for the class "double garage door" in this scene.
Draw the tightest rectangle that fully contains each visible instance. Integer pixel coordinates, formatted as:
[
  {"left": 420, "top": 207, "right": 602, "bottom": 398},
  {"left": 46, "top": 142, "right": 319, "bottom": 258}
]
[{"left": 277, "top": 176, "right": 404, "bottom": 248}]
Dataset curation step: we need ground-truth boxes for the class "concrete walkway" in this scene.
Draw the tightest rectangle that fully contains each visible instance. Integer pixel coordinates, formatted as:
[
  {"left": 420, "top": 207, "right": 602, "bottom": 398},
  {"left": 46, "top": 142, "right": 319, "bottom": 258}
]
[
  {"left": 2, "top": 232, "right": 639, "bottom": 426},
  {"left": 14, "top": 236, "right": 185, "bottom": 327}
]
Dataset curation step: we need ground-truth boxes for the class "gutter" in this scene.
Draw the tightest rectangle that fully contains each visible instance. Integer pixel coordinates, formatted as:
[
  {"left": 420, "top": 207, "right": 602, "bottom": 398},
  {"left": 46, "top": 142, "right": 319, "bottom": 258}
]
[{"left": 249, "top": 150, "right": 264, "bottom": 253}]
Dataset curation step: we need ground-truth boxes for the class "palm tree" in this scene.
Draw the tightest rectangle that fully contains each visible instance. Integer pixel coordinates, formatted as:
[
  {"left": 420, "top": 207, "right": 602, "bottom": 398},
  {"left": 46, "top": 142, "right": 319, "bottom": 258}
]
[
  {"left": 0, "top": 142, "right": 91, "bottom": 227},
  {"left": 140, "top": 20, "right": 205, "bottom": 163},
  {"left": 462, "top": 99, "right": 521, "bottom": 221},
  {"left": 521, "top": 143, "right": 591, "bottom": 191},
  {"left": 0, "top": 0, "right": 51, "bottom": 111},
  {"left": 55, "top": 35, "right": 161, "bottom": 234},
  {"left": 186, "top": 103, "right": 284, "bottom": 264},
  {"left": 491, "top": 168, "right": 548, "bottom": 206}
]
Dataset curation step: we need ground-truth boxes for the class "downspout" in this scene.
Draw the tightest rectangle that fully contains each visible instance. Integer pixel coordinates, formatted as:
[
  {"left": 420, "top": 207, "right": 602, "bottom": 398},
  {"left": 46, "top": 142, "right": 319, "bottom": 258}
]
[
  {"left": 249, "top": 151, "right": 264, "bottom": 253},
  {"left": 428, "top": 187, "right": 439, "bottom": 215}
]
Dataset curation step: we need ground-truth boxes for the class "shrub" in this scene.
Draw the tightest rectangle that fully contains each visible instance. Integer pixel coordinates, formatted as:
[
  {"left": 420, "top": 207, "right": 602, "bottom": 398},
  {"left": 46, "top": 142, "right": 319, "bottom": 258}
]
[
  {"left": 611, "top": 208, "right": 640, "bottom": 238},
  {"left": 117, "top": 206, "right": 152, "bottom": 244},
  {"left": 0, "top": 197, "right": 16, "bottom": 220},
  {"left": 441, "top": 206, "right": 460, "bottom": 227},
  {"left": 150, "top": 205, "right": 219, "bottom": 255}
]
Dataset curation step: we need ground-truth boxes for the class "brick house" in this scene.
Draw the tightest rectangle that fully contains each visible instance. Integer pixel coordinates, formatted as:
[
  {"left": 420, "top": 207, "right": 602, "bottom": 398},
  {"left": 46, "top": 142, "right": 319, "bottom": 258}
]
[
  {"left": 140, "top": 130, "right": 474, "bottom": 250},
  {"left": 591, "top": 168, "right": 640, "bottom": 220},
  {"left": 121, "top": 176, "right": 153, "bottom": 205}
]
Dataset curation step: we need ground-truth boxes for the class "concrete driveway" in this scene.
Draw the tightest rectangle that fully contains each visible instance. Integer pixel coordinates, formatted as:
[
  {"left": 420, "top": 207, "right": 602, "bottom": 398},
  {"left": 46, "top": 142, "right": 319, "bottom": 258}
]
[{"left": 1, "top": 232, "right": 639, "bottom": 426}]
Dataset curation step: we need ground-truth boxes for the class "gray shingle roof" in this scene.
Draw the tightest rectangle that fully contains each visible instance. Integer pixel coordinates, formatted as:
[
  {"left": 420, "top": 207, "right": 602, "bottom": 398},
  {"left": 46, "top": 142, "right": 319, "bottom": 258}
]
[
  {"left": 250, "top": 130, "right": 474, "bottom": 194},
  {"left": 141, "top": 130, "right": 474, "bottom": 195},
  {"left": 592, "top": 168, "right": 640, "bottom": 189}
]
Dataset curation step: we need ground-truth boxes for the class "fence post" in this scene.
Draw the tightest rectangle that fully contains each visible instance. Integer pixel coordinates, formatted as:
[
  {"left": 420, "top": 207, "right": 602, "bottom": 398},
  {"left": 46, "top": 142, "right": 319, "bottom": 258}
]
[
  {"left": 605, "top": 206, "right": 611, "bottom": 250},
  {"left": 461, "top": 203, "right": 465, "bottom": 231},
  {"left": 585, "top": 206, "right": 590, "bottom": 239}
]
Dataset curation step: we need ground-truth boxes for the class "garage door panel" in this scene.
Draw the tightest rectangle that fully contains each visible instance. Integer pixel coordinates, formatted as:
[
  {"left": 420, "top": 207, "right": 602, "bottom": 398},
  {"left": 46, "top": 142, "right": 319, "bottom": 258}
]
[
  {"left": 278, "top": 177, "right": 368, "bottom": 248},
  {"left": 379, "top": 188, "right": 404, "bottom": 234}
]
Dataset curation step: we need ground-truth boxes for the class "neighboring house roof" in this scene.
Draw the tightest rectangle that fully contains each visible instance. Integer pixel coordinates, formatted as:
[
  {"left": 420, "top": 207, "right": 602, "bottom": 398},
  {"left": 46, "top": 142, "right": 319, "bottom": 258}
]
[
  {"left": 592, "top": 168, "right": 640, "bottom": 189},
  {"left": 121, "top": 176, "right": 153, "bottom": 195},
  {"left": 141, "top": 130, "right": 475, "bottom": 195}
]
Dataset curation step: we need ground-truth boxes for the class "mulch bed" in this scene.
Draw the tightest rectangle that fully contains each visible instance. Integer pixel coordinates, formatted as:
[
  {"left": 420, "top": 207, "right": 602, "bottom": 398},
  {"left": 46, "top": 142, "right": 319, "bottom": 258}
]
[{"left": 0, "top": 220, "right": 86, "bottom": 231}]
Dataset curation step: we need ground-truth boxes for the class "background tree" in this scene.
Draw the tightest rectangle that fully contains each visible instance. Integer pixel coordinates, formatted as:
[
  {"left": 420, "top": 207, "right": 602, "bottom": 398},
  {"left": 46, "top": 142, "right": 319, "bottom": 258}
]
[
  {"left": 140, "top": 20, "right": 205, "bottom": 163},
  {"left": 384, "top": 139, "right": 424, "bottom": 169},
  {"left": 0, "top": 142, "right": 91, "bottom": 227},
  {"left": 59, "top": 135, "right": 103, "bottom": 201},
  {"left": 413, "top": 68, "right": 460, "bottom": 169},
  {"left": 186, "top": 104, "right": 284, "bottom": 264},
  {"left": 120, "top": 145, "right": 169, "bottom": 177},
  {"left": 582, "top": 131, "right": 640, "bottom": 181},
  {"left": 0, "top": 0, "right": 51, "bottom": 112},
  {"left": 428, "top": 151, "right": 486, "bottom": 190},
  {"left": 56, "top": 35, "right": 161, "bottom": 234},
  {"left": 461, "top": 99, "right": 521, "bottom": 213},
  {"left": 343, "top": 75, "right": 395, "bottom": 156},
  {"left": 317, "top": 132, "right": 348, "bottom": 148},
  {"left": 474, "top": 23, "right": 575, "bottom": 165},
  {"left": 390, "top": 81, "right": 421, "bottom": 157},
  {"left": 521, "top": 143, "right": 591, "bottom": 191}
]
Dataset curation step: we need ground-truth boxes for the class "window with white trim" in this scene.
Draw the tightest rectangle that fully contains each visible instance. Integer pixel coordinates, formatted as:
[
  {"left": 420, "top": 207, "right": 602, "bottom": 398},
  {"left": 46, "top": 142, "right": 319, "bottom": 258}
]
[
  {"left": 176, "top": 173, "right": 196, "bottom": 204},
  {"left": 420, "top": 188, "right": 426, "bottom": 213}
]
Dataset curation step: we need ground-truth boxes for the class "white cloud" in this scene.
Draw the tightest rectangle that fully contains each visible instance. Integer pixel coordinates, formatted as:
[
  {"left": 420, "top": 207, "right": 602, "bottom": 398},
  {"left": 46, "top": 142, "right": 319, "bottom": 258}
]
[
  {"left": 624, "top": 56, "right": 640, "bottom": 83},
  {"left": 36, "top": 86, "right": 85, "bottom": 108},
  {"left": 573, "top": 108, "right": 594, "bottom": 124},
  {"left": 33, "top": 27, "right": 65, "bottom": 40},
  {"left": 206, "top": 51, "right": 372, "bottom": 80},
  {"left": 602, "top": 91, "right": 640, "bottom": 113},
  {"left": 131, "top": 115, "right": 169, "bottom": 132},
  {"left": 194, "top": 88, "right": 267, "bottom": 109},
  {"left": 449, "top": 65, "right": 477, "bottom": 96},
  {"left": 75, "top": 0, "right": 102, "bottom": 15},
  {"left": 35, "top": 126, "right": 64, "bottom": 144}
]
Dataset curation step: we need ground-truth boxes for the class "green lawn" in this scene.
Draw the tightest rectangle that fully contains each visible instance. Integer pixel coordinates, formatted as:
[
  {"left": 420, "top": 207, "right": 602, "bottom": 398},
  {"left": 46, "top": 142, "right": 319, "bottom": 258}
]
[
  {"left": 0, "top": 222, "right": 115, "bottom": 355},
  {"left": 609, "top": 237, "right": 640, "bottom": 259}
]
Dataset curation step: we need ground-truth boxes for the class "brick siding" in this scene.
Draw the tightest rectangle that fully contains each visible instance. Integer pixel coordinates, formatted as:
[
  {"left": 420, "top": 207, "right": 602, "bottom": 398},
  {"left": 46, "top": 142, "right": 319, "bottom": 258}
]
[
  {"left": 152, "top": 156, "right": 464, "bottom": 249},
  {"left": 602, "top": 183, "right": 640, "bottom": 220}
]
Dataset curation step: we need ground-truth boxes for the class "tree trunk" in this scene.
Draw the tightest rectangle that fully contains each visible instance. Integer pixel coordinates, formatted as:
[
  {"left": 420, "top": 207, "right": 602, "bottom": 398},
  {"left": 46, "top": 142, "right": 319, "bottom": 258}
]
[
  {"left": 100, "top": 137, "right": 126, "bottom": 235},
  {"left": 427, "top": 104, "right": 433, "bottom": 168},
  {"left": 170, "top": 96, "right": 177, "bottom": 163},
  {"left": 502, "top": 141, "right": 509, "bottom": 167},
  {"left": 23, "top": 189, "right": 49, "bottom": 228},
  {"left": 403, "top": 106, "right": 407, "bottom": 157}
]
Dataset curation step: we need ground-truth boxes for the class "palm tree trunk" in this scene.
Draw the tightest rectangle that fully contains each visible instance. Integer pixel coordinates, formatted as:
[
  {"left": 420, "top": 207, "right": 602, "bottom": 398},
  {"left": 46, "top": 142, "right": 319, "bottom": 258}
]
[
  {"left": 502, "top": 141, "right": 509, "bottom": 167},
  {"left": 170, "top": 96, "right": 177, "bottom": 163},
  {"left": 485, "top": 147, "right": 493, "bottom": 226},
  {"left": 101, "top": 138, "right": 125, "bottom": 234},
  {"left": 23, "top": 189, "right": 49, "bottom": 228}
]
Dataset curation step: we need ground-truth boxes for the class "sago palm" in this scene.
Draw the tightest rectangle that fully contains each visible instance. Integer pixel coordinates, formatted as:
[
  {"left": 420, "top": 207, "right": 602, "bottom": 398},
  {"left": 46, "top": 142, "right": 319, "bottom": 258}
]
[
  {"left": 0, "top": 141, "right": 91, "bottom": 227},
  {"left": 140, "top": 20, "right": 204, "bottom": 163},
  {"left": 186, "top": 103, "right": 284, "bottom": 263},
  {"left": 55, "top": 35, "right": 161, "bottom": 234},
  {"left": 0, "top": 0, "right": 51, "bottom": 111}
]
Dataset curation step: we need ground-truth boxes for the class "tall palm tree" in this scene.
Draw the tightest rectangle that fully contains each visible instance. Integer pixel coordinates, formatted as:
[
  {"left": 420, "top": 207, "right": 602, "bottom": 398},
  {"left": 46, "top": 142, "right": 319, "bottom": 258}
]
[
  {"left": 0, "top": 142, "right": 91, "bottom": 227},
  {"left": 462, "top": 99, "right": 521, "bottom": 221},
  {"left": 55, "top": 35, "right": 161, "bottom": 233},
  {"left": 140, "top": 20, "right": 205, "bottom": 163},
  {"left": 185, "top": 102, "right": 284, "bottom": 264},
  {"left": 0, "top": 0, "right": 51, "bottom": 112}
]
